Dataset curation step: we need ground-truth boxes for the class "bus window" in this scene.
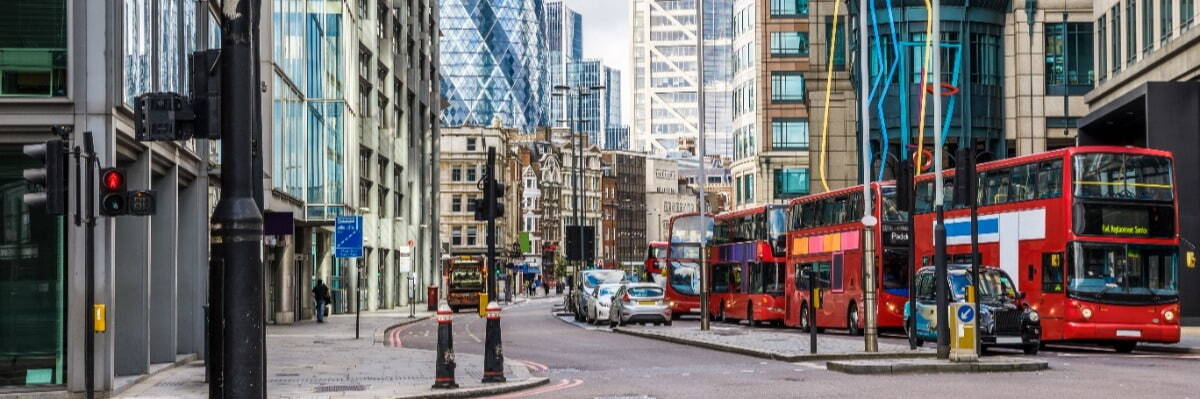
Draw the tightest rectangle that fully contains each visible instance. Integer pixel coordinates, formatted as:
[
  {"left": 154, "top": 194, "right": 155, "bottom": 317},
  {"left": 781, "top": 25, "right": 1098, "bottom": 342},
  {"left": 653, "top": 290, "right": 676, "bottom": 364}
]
[
  {"left": 915, "top": 181, "right": 934, "bottom": 213},
  {"left": 1043, "top": 252, "right": 1064, "bottom": 293},
  {"left": 713, "top": 264, "right": 732, "bottom": 293},
  {"left": 1011, "top": 163, "right": 1036, "bottom": 202},
  {"left": 731, "top": 265, "right": 743, "bottom": 293},
  {"left": 1037, "top": 160, "right": 1063, "bottom": 199},
  {"left": 831, "top": 253, "right": 844, "bottom": 292},
  {"left": 882, "top": 249, "right": 910, "bottom": 295}
]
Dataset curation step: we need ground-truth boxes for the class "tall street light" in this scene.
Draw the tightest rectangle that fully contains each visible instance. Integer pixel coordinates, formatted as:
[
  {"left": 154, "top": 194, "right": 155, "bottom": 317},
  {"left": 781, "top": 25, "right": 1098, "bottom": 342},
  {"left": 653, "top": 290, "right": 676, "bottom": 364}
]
[
  {"left": 553, "top": 84, "right": 605, "bottom": 290},
  {"left": 656, "top": 0, "right": 709, "bottom": 331}
]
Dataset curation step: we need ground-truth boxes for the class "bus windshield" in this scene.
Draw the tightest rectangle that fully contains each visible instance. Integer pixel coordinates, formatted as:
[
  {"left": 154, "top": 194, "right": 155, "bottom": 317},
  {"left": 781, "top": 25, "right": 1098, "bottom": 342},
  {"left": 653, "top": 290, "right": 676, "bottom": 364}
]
[
  {"left": 1073, "top": 153, "right": 1173, "bottom": 202},
  {"left": 670, "top": 215, "right": 714, "bottom": 244},
  {"left": 1069, "top": 243, "right": 1179, "bottom": 304},
  {"left": 881, "top": 186, "right": 908, "bottom": 222},
  {"left": 670, "top": 261, "right": 701, "bottom": 296},
  {"left": 449, "top": 268, "right": 482, "bottom": 291}
]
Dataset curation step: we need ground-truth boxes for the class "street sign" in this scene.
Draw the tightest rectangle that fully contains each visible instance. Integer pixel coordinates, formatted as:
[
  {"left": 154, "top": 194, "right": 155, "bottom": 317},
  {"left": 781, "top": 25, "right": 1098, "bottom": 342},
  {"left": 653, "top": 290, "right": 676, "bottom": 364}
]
[
  {"left": 398, "top": 245, "right": 413, "bottom": 273},
  {"left": 334, "top": 216, "right": 363, "bottom": 258},
  {"left": 957, "top": 304, "right": 975, "bottom": 323}
]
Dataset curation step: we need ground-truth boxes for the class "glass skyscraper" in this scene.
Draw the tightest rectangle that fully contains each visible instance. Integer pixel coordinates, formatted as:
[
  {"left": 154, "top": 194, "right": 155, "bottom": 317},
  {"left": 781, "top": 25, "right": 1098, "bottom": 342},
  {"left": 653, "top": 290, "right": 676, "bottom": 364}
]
[
  {"left": 440, "top": 0, "right": 548, "bottom": 132},
  {"left": 567, "top": 59, "right": 622, "bottom": 148},
  {"left": 546, "top": 1, "right": 583, "bottom": 128}
]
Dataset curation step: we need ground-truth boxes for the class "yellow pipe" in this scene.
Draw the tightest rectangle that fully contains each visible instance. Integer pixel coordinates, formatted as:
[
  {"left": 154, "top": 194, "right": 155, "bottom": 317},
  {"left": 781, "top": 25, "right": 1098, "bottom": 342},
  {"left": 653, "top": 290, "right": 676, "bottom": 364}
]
[
  {"left": 819, "top": 0, "right": 843, "bottom": 192},
  {"left": 915, "top": 0, "right": 934, "bottom": 173}
]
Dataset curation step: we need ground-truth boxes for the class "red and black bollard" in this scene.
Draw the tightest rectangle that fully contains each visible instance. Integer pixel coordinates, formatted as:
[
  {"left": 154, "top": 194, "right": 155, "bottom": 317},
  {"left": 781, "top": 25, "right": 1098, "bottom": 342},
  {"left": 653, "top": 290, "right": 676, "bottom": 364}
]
[
  {"left": 482, "top": 301, "right": 506, "bottom": 383},
  {"left": 432, "top": 303, "right": 458, "bottom": 389}
]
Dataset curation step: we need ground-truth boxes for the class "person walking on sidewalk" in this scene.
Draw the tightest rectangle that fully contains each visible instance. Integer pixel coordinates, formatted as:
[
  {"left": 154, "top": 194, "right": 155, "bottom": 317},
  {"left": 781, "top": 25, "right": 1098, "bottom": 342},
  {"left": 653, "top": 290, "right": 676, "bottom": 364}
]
[{"left": 313, "top": 280, "right": 331, "bottom": 323}]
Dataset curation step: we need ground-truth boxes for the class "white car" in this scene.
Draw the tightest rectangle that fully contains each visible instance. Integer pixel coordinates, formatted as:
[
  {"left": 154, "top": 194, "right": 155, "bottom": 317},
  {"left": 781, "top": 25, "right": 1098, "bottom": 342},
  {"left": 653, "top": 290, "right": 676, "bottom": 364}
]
[{"left": 586, "top": 283, "right": 622, "bottom": 325}]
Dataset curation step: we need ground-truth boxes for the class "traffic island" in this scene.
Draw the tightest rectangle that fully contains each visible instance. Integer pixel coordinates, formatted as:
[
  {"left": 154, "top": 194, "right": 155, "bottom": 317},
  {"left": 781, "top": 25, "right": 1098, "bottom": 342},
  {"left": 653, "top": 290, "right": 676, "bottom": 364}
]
[
  {"left": 612, "top": 325, "right": 934, "bottom": 362},
  {"left": 825, "top": 357, "right": 1049, "bottom": 375}
]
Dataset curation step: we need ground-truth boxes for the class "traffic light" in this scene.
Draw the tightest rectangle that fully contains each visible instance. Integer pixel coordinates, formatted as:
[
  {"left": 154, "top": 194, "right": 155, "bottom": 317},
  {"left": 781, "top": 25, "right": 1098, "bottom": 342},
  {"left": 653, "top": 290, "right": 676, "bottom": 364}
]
[
  {"left": 100, "top": 168, "right": 128, "bottom": 216},
  {"left": 954, "top": 146, "right": 977, "bottom": 208},
  {"left": 472, "top": 180, "right": 506, "bottom": 221},
  {"left": 99, "top": 168, "right": 157, "bottom": 216},
  {"left": 492, "top": 182, "right": 506, "bottom": 218},
  {"left": 895, "top": 160, "right": 914, "bottom": 213},
  {"left": 22, "top": 140, "right": 69, "bottom": 215}
]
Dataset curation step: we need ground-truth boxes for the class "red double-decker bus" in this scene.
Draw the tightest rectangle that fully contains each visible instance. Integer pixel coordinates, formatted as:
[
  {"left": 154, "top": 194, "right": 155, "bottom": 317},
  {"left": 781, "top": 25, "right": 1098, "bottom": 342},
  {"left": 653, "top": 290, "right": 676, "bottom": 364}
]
[
  {"left": 662, "top": 213, "right": 714, "bottom": 318},
  {"left": 784, "top": 183, "right": 911, "bottom": 333},
  {"left": 709, "top": 205, "right": 789, "bottom": 326},
  {"left": 911, "top": 146, "right": 1180, "bottom": 351}
]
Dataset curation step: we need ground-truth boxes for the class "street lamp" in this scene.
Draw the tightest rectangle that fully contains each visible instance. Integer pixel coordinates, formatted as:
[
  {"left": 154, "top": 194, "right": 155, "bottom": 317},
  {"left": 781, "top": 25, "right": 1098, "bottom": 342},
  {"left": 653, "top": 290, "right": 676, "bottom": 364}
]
[
  {"left": 553, "top": 84, "right": 605, "bottom": 295},
  {"left": 657, "top": 0, "right": 709, "bottom": 331}
]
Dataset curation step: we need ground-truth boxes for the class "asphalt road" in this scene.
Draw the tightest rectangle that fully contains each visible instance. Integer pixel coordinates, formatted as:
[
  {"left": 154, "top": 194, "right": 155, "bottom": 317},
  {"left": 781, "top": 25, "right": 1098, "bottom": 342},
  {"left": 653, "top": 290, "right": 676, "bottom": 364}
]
[{"left": 395, "top": 296, "right": 1200, "bottom": 398}]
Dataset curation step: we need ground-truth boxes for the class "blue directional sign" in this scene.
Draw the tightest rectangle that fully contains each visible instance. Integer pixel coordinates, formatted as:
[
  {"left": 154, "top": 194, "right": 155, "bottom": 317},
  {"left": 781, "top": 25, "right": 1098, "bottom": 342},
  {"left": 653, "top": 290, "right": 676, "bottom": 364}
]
[
  {"left": 334, "top": 216, "right": 363, "bottom": 258},
  {"left": 957, "top": 305, "right": 976, "bottom": 324}
]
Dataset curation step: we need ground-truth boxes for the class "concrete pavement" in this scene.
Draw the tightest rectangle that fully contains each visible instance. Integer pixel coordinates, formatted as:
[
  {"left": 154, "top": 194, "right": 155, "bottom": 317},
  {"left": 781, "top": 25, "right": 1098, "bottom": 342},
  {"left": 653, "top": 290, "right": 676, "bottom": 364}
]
[
  {"left": 611, "top": 322, "right": 933, "bottom": 362},
  {"left": 116, "top": 306, "right": 546, "bottom": 398}
]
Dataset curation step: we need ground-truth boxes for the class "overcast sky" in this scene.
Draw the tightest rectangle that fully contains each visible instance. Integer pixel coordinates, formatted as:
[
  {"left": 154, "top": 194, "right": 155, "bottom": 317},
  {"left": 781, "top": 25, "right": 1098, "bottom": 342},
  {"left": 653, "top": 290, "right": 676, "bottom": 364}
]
[{"left": 561, "top": 0, "right": 631, "bottom": 125}]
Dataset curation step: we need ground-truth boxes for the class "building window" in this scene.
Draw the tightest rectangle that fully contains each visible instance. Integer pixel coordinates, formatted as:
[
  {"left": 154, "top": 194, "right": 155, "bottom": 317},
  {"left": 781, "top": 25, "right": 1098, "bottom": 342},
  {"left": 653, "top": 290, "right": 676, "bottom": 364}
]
[
  {"left": 1111, "top": 6, "right": 1121, "bottom": 74},
  {"left": 825, "top": 16, "right": 846, "bottom": 70},
  {"left": 744, "top": 175, "right": 755, "bottom": 202},
  {"left": 1144, "top": 0, "right": 1155, "bottom": 52},
  {"left": 0, "top": 146, "right": 67, "bottom": 386},
  {"left": 467, "top": 227, "right": 478, "bottom": 246},
  {"left": 452, "top": 195, "right": 462, "bottom": 212},
  {"left": 1045, "top": 23, "right": 1094, "bottom": 95},
  {"left": 774, "top": 168, "right": 810, "bottom": 199},
  {"left": 771, "top": 72, "right": 805, "bottom": 103},
  {"left": 770, "top": 32, "right": 809, "bottom": 57},
  {"left": 467, "top": 137, "right": 476, "bottom": 151},
  {"left": 1184, "top": 0, "right": 1196, "bottom": 28},
  {"left": 1098, "top": 17, "right": 1107, "bottom": 80},
  {"left": 1162, "top": 0, "right": 1175, "bottom": 43},
  {"left": 451, "top": 166, "right": 462, "bottom": 181},
  {"left": 466, "top": 166, "right": 477, "bottom": 182},
  {"left": 2, "top": 0, "right": 67, "bottom": 96},
  {"left": 1127, "top": 0, "right": 1137, "bottom": 63},
  {"left": 771, "top": 118, "right": 810, "bottom": 150},
  {"left": 770, "top": 0, "right": 808, "bottom": 17}
]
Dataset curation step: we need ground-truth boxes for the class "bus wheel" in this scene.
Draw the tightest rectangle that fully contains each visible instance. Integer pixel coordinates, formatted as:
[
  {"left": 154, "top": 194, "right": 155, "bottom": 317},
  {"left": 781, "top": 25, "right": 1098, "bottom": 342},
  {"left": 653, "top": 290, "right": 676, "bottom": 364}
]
[
  {"left": 799, "top": 304, "right": 811, "bottom": 333},
  {"left": 847, "top": 303, "right": 862, "bottom": 336},
  {"left": 1113, "top": 341, "right": 1138, "bottom": 353}
]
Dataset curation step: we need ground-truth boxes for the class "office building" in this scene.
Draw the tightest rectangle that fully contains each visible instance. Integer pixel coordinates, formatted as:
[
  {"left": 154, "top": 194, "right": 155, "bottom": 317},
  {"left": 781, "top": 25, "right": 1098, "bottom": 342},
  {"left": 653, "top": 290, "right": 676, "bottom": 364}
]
[
  {"left": 546, "top": 1, "right": 584, "bottom": 128},
  {"left": 439, "top": 0, "right": 549, "bottom": 132}
]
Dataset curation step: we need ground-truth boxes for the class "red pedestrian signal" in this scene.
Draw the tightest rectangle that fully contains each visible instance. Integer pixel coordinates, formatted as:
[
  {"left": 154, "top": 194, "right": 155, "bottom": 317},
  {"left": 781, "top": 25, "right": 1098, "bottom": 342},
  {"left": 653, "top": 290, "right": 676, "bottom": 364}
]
[
  {"left": 102, "top": 168, "right": 125, "bottom": 192},
  {"left": 99, "top": 168, "right": 129, "bottom": 216}
]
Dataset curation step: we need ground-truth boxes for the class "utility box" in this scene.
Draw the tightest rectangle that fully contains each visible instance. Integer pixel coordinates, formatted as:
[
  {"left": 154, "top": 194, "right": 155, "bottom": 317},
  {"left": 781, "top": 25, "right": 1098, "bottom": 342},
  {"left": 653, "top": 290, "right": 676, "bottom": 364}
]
[{"left": 949, "top": 303, "right": 978, "bottom": 362}]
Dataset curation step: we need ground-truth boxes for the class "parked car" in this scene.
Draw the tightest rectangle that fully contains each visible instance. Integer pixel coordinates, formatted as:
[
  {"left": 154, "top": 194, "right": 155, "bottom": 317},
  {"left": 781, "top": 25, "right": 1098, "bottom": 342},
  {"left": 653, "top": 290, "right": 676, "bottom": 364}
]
[
  {"left": 609, "top": 283, "right": 672, "bottom": 327},
  {"left": 586, "top": 283, "right": 623, "bottom": 324},
  {"left": 572, "top": 270, "right": 626, "bottom": 321},
  {"left": 905, "top": 265, "right": 1042, "bottom": 355}
]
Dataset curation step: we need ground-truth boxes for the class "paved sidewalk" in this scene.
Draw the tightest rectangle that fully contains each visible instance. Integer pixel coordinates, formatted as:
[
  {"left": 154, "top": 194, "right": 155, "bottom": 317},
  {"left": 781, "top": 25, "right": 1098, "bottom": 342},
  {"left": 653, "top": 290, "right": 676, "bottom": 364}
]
[
  {"left": 613, "top": 323, "right": 933, "bottom": 362},
  {"left": 117, "top": 307, "right": 546, "bottom": 398},
  {"left": 826, "top": 357, "right": 1049, "bottom": 375}
]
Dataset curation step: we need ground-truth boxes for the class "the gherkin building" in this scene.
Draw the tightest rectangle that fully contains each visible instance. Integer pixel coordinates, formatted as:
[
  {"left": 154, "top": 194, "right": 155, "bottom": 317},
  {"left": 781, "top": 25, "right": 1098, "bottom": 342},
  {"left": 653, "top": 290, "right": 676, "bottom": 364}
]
[{"left": 440, "top": 0, "right": 548, "bottom": 132}]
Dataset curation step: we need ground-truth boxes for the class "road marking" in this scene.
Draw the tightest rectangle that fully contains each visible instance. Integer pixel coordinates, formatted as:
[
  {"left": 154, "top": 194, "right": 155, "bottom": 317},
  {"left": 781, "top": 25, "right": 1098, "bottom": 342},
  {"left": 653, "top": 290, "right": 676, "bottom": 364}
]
[
  {"left": 484, "top": 379, "right": 583, "bottom": 399},
  {"left": 513, "top": 359, "right": 550, "bottom": 372}
]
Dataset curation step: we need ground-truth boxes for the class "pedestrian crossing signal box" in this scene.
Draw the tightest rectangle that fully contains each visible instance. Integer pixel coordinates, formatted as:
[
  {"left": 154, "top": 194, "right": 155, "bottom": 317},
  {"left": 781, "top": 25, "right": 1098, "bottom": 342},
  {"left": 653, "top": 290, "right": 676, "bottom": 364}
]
[{"left": 950, "top": 302, "right": 978, "bottom": 362}]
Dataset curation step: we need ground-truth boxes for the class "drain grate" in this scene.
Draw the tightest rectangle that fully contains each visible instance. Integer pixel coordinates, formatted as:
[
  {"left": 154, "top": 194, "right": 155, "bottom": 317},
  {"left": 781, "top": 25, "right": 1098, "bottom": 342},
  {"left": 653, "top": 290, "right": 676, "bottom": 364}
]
[{"left": 313, "top": 384, "right": 368, "bottom": 393}]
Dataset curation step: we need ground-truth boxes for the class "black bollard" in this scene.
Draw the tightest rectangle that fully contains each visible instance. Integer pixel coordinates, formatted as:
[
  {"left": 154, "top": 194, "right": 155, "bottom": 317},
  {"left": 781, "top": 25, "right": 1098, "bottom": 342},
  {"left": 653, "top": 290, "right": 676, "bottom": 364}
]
[
  {"left": 432, "top": 304, "right": 458, "bottom": 389},
  {"left": 482, "top": 302, "right": 506, "bottom": 383}
]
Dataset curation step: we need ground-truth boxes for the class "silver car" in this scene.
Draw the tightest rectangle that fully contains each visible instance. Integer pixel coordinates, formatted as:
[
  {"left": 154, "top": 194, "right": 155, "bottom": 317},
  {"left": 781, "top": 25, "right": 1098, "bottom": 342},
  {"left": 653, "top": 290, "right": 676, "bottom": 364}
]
[
  {"left": 586, "top": 283, "right": 622, "bottom": 325},
  {"left": 608, "top": 283, "right": 672, "bottom": 327}
]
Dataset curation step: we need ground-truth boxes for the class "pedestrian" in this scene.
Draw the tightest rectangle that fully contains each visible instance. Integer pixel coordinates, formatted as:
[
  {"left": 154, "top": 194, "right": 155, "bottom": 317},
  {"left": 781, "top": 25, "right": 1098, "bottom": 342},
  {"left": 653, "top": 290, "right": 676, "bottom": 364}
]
[
  {"left": 533, "top": 276, "right": 542, "bottom": 297},
  {"left": 542, "top": 278, "right": 550, "bottom": 296},
  {"left": 312, "top": 280, "right": 331, "bottom": 323}
]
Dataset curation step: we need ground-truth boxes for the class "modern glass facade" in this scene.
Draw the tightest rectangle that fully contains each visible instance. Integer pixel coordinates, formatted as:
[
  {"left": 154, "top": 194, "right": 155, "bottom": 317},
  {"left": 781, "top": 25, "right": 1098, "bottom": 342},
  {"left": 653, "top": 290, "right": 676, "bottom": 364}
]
[
  {"left": 630, "top": 0, "right": 733, "bottom": 156},
  {"left": 0, "top": 0, "right": 67, "bottom": 97},
  {"left": 440, "top": 0, "right": 548, "bottom": 132},
  {"left": 267, "top": 0, "right": 347, "bottom": 220},
  {"left": 605, "top": 126, "right": 630, "bottom": 150},
  {"left": 546, "top": 1, "right": 582, "bottom": 128},
  {"left": 567, "top": 60, "right": 603, "bottom": 141},
  {"left": 0, "top": 147, "right": 65, "bottom": 387},
  {"left": 859, "top": 2, "right": 1008, "bottom": 169}
]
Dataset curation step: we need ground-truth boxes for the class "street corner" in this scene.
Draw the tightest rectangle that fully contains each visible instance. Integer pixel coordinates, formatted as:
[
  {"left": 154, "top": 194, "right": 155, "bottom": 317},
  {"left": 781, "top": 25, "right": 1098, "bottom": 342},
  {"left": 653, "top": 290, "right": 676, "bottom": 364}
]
[{"left": 825, "top": 357, "right": 1050, "bottom": 375}]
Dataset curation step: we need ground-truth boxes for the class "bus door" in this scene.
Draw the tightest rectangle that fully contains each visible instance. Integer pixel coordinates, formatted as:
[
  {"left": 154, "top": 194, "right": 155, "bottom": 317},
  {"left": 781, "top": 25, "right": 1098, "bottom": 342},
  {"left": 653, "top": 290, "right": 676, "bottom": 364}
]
[
  {"left": 1037, "top": 252, "right": 1067, "bottom": 340},
  {"left": 812, "top": 261, "right": 835, "bottom": 324}
]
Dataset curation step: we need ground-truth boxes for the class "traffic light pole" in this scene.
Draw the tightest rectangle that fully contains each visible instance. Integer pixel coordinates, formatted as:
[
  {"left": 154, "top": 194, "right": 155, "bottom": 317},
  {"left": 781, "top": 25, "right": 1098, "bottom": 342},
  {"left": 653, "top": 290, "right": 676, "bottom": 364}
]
[
  {"left": 486, "top": 148, "right": 498, "bottom": 300},
  {"left": 211, "top": 0, "right": 266, "bottom": 396},
  {"left": 81, "top": 132, "right": 96, "bottom": 399}
]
